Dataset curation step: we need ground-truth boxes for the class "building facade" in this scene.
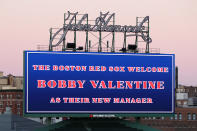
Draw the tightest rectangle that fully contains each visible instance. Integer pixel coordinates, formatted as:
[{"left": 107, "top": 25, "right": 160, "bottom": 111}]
[
  {"left": 140, "top": 85, "right": 197, "bottom": 131},
  {"left": 0, "top": 72, "right": 23, "bottom": 116}
]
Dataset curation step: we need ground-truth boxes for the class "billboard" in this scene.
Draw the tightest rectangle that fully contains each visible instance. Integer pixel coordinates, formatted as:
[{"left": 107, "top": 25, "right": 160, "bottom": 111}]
[{"left": 24, "top": 51, "right": 175, "bottom": 116}]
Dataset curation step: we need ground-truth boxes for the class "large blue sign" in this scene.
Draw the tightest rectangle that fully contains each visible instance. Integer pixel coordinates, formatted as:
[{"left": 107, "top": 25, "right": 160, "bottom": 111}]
[{"left": 24, "top": 51, "right": 175, "bottom": 114}]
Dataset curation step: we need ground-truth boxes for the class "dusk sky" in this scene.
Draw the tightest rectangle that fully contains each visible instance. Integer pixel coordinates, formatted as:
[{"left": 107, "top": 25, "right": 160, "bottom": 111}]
[{"left": 0, "top": 0, "right": 197, "bottom": 86}]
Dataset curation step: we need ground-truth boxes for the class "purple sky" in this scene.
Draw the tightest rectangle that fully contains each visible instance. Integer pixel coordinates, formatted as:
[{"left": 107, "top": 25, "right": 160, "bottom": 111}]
[{"left": 0, "top": 0, "right": 197, "bottom": 86}]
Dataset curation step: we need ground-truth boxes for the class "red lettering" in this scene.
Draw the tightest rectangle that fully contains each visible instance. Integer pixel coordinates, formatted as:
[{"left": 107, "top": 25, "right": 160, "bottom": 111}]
[
  {"left": 157, "top": 67, "right": 163, "bottom": 72},
  {"left": 157, "top": 81, "right": 165, "bottom": 89},
  {"left": 103, "top": 98, "right": 111, "bottom": 103},
  {"left": 152, "top": 67, "right": 157, "bottom": 72},
  {"left": 114, "top": 67, "right": 119, "bottom": 72},
  {"left": 98, "top": 81, "right": 107, "bottom": 88},
  {"left": 142, "top": 98, "right": 146, "bottom": 103},
  {"left": 127, "top": 67, "right": 135, "bottom": 72},
  {"left": 89, "top": 66, "right": 94, "bottom": 71},
  {"left": 58, "top": 80, "right": 67, "bottom": 88},
  {"left": 108, "top": 81, "right": 116, "bottom": 89},
  {"left": 125, "top": 81, "right": 133, "bottom": 89},
  {"left": 50, "top": 97, "right": 56, "bottom": 103},
  {"left": 126, "top": 98, "right": 130, "bottom": 103},
  {"left": 59, "top": 65, "right": 64, "bottom": 71},
  {"left": 92, "top": 98, "right": 97, "bottom": 103},
  {"left": 120, "top": 98, "right": 125, "bottom": 103},
  {"left": 63, "top": 98, "right": 68, "bottom": 103},
  {"left": 95, "top": 66, "right": 100, "bottom": 71},
  {"left": 70, "top": 66, "right": 75, "bottom": 71},
  {"left": 90, "top": 80, "right": 99, "bottom": 88},
  {"left": 76, "top": 66, "right": 81, "bottom": 71},
  {"left": 45, "top": 65, "right": 50, "bottom": 70},
  {"left": 101, "top": 66, "right": 106, "bottom": 71},
  {"left": 68, "top": 80, "right": 76, "bottom": 88},
  {"left": 141, "top": 67, "right": 145, "bottom": 72},
  {"left": 117, "top": 81, "right": 124, "bottom": 89},
  {"left": 38, "top": 65, "right": 44, "bottom": 70},
  {"left": 134, "top": 81, "right": 142, "bottom": 89},
  {"left": 82, "top": 66, "right": 87, "bottom": 71},
  {"left": 148, "top": 81, "right": 156, "bottom": 89},
  {"left": 75, "top": 98, "right": 80, "bottom": 103},
  {"left": 164, "top": 67, "right": 168, "bottom": 72},
  {"left": 143, "top": 81, "right": 147, "bottom": 89},
  {"left": 120, "top": 67, "right": 125, "bottom": 72},
  {"left": 109, "top": 66, "right": 113, "bottom": 72},
  {"left": 56, "top": 97, "right": 61, "bottom": 103},
  {"left": 113, "top": 98, "right": 120, "bottom": 103},
  {"left": 84, "top": 98, "right": 90, "bottom": 103},
  {"left": 147, "top": 98, "right": 153, "bottom": 103},
  {"left": 97, "top": 98, "right": 102, "bottom": 103},
  {"left": 136, "top": 98, "right": 141, "bottom": 103},
  {"left": 131, "top": 98, "right": 136, "bottom": 103},
  {"left": 77, "top": 80, "right": 85, "bottom": 88},
  {"left": 146, "top": 67, "right": 151, "bottom": 72},
  {"left": 136, "top": 67, "right": 140, "bottom": 72},
  {"left": 32, "top": 65, "right": 38, "bottom": 70},
  {"left": 37, "top": 80, "right": 46, "bottom": 88},
  {"left": 47, "top": 80, "right": 57, "bottom": 88},
  {"left": 53, "top": 65, "right": 58, "bottom": 71},
  {"left": 69, "top": 98, "right": 75, "bottom": 103},
  {"left": 65, "top": 66, "right": 69, "bottom": 71}
]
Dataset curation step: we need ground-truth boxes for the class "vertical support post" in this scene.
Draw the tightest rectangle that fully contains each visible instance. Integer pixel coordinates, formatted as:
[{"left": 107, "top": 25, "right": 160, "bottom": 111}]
[
  {"left": 123, "top": 31, "right": 126, "bottom": 52},
  {"left": 46, "top": 117, "right": 52, "bottom": 125},
  {"left": 74, "top": 15, "right": 77, "bottom": 51},
  {"left": 89, "top": 40, "right": 91, "bottom": 52},
  {"left": 98, "top": 12, "right": 102, "bottom": 52},
  {"left": 49, "top": 28, "right": 53, "bottom": 51},
  {"left": 135, "top": 17, "right": 138, "bottom": 53},
  {"left": 111, "top": 14, "right": 115, "bottom": 52},
  {"left": 62, "top": 37, "right": 66, "bottom": 51},
  {"left": 175, "top": 66, "right": 178, "bottom": 89},
  {"left": 98, "top": 30, "right": 102, "bottom": 52},
  {"left": 85, "top": 15, "right": 89, "bottom": 52},
  {"left": 107, "top": 41, "right": 109, "bottom": 52},
  {"left": 62, "top": 13, "right": 66, "bottom": 51},
  {"left": 175, "top": 66, "right": 178, "bottom": 107},
  {"left": 146, "top": 16, "right": 150, "bottom": 53}
]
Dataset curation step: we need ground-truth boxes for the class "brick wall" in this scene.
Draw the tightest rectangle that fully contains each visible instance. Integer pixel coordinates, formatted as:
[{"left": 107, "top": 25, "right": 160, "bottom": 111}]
[{"left": 0, "top": 90, "right": 23, "bottom": 116}]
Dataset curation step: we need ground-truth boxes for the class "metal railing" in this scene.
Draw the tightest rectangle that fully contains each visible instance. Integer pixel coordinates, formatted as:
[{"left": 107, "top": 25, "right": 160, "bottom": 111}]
[{"left": 37, "top": 45, "right": 160, "bottom": 54}]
